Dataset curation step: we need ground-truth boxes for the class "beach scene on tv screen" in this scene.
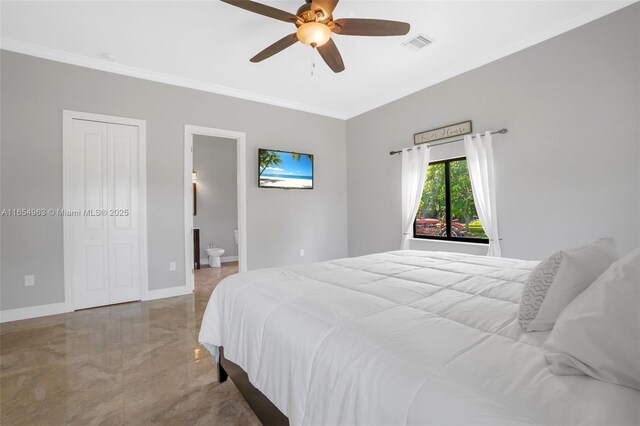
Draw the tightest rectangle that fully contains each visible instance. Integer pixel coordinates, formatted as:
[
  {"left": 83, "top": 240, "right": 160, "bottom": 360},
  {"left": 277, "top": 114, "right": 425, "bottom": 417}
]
[{"left": 259, "top": 150, "right": 313, "bottom": 189}]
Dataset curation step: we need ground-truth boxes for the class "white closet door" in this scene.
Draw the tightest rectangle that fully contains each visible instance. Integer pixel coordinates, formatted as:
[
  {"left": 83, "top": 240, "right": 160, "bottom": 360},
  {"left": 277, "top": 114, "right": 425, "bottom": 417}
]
[
  {"left": 69, "top": 119, "right": 141, "bottom": 309},
  {"left": 70, "top": 119, "right": 110, "bottom": 309},
  {"left": 107, "top": 123, "right": 141, "bottom": 304}
]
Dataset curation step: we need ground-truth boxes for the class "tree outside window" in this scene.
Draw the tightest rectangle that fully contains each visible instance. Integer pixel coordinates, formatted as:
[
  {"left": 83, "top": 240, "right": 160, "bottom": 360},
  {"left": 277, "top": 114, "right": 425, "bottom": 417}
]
[{"left": 415, "top": 158, "right": 488, "bottom": 242}]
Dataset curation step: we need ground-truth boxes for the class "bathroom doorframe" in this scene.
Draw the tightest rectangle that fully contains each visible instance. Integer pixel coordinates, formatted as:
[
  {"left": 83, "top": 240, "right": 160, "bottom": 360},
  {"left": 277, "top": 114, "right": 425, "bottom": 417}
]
[{"left": 183, "top": 125, "right": 247, "bottom": 292}]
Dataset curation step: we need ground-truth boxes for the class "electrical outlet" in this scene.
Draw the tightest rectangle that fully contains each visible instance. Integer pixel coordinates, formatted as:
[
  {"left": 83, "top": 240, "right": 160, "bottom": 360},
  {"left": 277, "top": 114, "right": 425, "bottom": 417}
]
[
  {"left": 169, "top": 262, "right": 176, "bottom": 272},
  {"left": 24, "top": 275, "right": 35, "bottom": 287},
  {"left": 299, "top": 249, "right": 305, "bottom": 257}
]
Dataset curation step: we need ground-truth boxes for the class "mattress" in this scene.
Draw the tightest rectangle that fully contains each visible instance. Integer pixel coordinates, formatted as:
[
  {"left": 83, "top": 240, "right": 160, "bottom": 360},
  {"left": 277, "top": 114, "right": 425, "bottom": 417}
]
[{"left": 198, "top": 250, "right": 640, "bottom": 425}]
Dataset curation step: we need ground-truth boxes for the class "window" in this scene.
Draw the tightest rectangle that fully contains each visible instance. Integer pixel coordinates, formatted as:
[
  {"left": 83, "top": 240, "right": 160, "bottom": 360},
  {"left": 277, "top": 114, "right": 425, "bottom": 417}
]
[{"left": 414, "top": 157, "right": 488, "bottom": 243}]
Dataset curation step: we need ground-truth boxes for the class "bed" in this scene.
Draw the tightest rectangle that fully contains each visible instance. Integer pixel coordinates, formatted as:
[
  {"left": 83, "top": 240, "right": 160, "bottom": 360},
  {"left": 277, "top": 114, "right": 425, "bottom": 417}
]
[{"left": 198, "top": 250, "right": 640, "bottom": 425}]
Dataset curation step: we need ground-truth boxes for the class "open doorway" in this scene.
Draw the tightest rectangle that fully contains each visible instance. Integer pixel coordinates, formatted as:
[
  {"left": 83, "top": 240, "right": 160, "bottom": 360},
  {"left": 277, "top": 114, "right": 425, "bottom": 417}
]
[{"left": 184, "top": 125, "right": 247, "bottom": 292}]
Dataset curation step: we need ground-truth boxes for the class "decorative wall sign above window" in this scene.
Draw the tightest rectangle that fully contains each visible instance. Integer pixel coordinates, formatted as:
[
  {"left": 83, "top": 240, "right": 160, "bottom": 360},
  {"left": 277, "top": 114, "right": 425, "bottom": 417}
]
[{"left": 414, "top": 121, "right": 472, "bottom": 145}]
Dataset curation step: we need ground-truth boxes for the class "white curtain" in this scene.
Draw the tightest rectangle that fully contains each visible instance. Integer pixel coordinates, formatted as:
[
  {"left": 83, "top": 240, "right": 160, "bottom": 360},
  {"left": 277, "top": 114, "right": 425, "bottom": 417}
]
[
  {"left": 463, "top": 131, "right": 502, "bottom": 257},
  {"left": 401, "top": 146, "right": 431, "bottom": 250}
]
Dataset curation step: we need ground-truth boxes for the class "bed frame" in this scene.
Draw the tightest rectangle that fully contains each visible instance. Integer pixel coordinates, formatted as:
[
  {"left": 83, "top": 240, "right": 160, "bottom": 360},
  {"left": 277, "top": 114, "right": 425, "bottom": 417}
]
[{"left": 218, "top": 347, "right": 289, "bottom": 426}]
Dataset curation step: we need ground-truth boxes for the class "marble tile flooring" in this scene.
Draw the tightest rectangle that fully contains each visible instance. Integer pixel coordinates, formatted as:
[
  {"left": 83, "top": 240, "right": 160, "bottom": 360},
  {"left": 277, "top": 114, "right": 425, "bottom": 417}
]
[{"left": 0, "top": 263, "right": 262, "bottom": 425}]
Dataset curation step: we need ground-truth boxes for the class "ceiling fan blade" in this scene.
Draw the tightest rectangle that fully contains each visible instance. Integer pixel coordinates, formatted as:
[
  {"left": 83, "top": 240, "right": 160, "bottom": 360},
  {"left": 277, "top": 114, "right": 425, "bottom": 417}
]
[
  {"left": 250, "top": 33, "right": 298, "bottom": 63},
  {"left": 333, "top": 18, "right": 410, "bottom": 36},
  {"left": 310, "top": 0, "right": 339, "bottom": 19},
  {"left": 220, "top": 0, "right": 298, "bottom": 23},
  {"left": 317, "top": 38, "right": 345, "bottom": 73}
]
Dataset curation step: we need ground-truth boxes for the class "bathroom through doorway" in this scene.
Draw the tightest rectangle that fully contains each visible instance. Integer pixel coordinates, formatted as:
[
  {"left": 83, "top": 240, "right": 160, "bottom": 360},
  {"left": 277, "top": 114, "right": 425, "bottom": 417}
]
[{"left": 183, "top": 125, "right": 247, "bottom": 293}]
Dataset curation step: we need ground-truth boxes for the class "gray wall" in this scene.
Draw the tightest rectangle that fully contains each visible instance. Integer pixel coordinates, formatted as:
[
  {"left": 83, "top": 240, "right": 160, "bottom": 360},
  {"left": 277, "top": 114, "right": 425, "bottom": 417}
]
[
  {"left": 346, "top": 4, "right": 640, "bottom": 260},
  {"left": 193, "top": 135, "right": 238, "bottom": 260},
  {"left": 0, "top": 51, "right": 348, "bottom": 310}
]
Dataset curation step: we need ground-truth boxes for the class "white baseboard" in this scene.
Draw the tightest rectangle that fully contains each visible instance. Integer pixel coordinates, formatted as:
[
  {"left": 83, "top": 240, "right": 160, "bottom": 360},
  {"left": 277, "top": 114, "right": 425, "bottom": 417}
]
[
  {"left": 200, "top": 255, "right": 238, "bottom": 266},
  {"left": 143, "top": 285, "right": 192, "bottom": 301},
  {"left": 0, "top": 302, "right": 71, "bottom": 323},
  {"left": 0, "top": 286, "right": 193, "bottom": 323}
]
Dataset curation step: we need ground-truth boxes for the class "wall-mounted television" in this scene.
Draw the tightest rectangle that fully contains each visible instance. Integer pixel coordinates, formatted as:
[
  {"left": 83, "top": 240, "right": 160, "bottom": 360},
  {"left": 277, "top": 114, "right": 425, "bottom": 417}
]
[{"left": 258, "top": 149, "right": 314, "bottom": 190}]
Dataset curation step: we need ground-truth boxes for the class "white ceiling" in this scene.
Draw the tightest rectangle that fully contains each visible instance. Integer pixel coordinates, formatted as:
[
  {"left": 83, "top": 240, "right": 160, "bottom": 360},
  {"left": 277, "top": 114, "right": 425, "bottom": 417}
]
[{"left": 1, "top": 1, "right": 634, "bottom": 119}]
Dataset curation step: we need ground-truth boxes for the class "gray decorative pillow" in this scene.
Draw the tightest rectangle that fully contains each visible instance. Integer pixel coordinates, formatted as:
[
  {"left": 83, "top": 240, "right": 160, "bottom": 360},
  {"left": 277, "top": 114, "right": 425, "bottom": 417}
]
[
  {"left": 518, "top": 238, "right": 618, "bottom": 333},
  {"left": 519, "top": 252, "right": 563, "bottom": 331}
]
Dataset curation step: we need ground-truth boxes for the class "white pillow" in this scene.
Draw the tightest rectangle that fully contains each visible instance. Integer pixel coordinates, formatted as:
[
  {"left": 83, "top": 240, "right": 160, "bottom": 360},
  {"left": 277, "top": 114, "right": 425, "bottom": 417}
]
[
  {"left": 544, "top": 248, "right": 640, "bottom": 390},
  {"left": 519, "top": 238, "right": 618, "bottom": 332}
]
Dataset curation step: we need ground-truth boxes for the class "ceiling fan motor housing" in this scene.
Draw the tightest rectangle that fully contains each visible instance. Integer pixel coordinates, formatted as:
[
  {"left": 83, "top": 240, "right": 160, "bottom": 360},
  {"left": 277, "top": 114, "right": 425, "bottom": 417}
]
[{"left": 296, "top": 5, "right": 333, "bottom": 25}]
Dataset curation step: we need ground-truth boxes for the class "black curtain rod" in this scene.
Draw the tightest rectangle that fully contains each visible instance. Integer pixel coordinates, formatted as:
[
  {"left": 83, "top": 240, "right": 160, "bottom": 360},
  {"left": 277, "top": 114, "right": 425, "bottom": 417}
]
[{"left": 389, "top": 128, "right": 509, "bottom": 156}]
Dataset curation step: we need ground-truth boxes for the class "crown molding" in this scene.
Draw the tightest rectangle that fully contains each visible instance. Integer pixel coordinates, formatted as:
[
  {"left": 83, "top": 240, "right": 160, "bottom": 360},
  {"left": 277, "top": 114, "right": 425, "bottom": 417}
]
[{"left": 0, "top": 37, "right": 348, "bottom": 120}]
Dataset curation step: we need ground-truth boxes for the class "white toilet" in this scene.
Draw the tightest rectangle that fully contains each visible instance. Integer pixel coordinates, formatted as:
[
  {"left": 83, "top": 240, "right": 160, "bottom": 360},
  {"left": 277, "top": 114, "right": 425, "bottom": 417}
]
[
  {"left": 205, "top": 231, "right": 237, "bottom": 268},
  {"left": 205, "top": 247, "right": 225, "bottom": 268}
]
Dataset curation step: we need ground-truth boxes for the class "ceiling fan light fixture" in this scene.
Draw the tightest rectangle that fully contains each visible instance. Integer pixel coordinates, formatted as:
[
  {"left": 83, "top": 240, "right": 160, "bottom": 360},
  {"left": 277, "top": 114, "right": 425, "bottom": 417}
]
[{"left": 296, "top": 22, "right": 331, "bottom": 47}]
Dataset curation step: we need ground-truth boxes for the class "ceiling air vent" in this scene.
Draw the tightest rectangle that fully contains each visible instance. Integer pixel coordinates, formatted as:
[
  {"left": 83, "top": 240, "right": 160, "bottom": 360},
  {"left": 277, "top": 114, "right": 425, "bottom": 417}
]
[{"left": 402, "top": 34, "right": 433, "bottom": 51}]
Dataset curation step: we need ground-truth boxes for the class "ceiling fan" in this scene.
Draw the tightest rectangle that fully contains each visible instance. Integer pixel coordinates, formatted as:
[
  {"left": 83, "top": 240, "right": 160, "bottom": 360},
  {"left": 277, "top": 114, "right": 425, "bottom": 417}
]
[{"left": 220, "top": 0, "right": 411, "bottom": 73}]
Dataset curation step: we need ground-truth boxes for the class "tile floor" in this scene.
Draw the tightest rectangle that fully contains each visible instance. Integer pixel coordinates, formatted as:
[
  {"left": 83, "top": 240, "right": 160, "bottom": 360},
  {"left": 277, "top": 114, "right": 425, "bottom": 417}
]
[{"left": 0, "top": 262, "right": 261, "bottom": 425}]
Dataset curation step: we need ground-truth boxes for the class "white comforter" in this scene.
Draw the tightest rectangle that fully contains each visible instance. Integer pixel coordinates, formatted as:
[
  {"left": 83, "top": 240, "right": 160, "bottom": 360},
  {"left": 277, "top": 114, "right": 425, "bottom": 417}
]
[{"left": 198, "top": 250, "right": 640, "bottom": 425}]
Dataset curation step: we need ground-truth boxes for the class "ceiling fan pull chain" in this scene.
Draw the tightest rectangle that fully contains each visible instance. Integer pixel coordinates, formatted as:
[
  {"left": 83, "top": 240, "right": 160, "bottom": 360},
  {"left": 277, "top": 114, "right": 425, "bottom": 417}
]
[{"left": 311, "top": 47, "right": 317, "bottom": 77}]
